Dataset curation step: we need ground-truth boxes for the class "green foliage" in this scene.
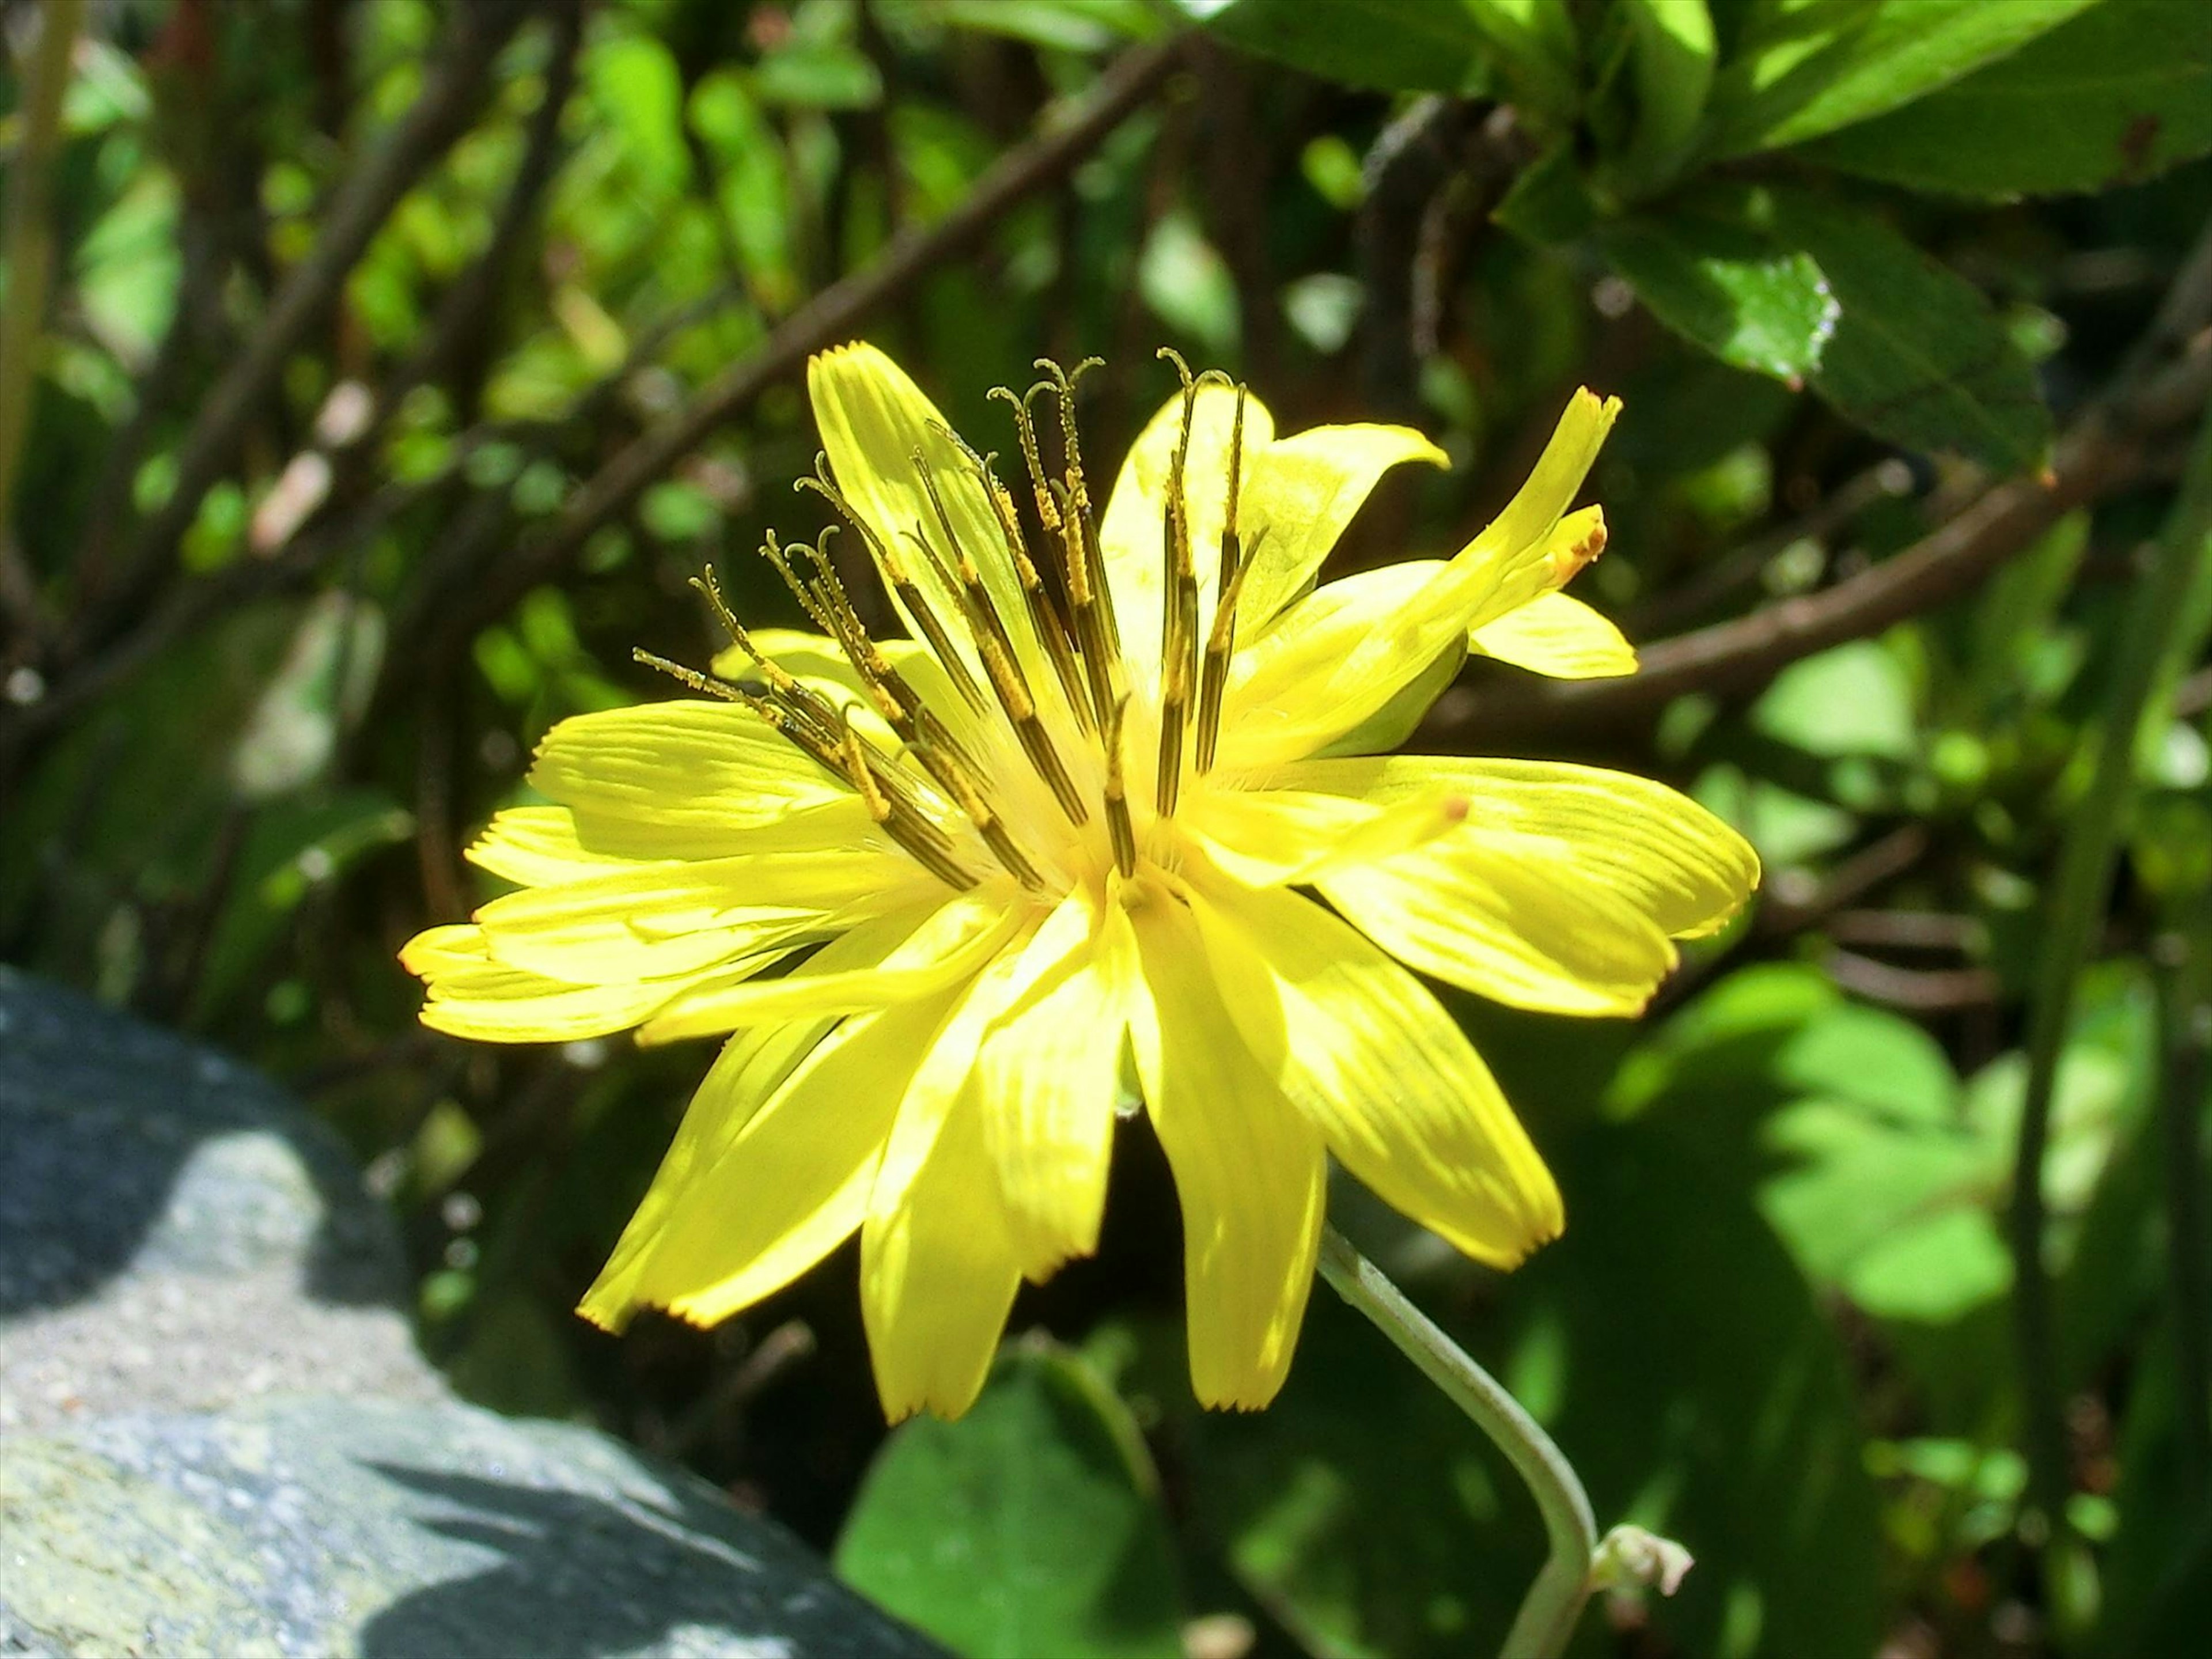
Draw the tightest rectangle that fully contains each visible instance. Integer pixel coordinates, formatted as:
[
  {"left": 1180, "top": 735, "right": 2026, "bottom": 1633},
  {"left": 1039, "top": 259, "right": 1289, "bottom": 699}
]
[
  {"left": 836, "top": 1346, "right": 1185, "bottom": 1658},
  {"left": 1802, "top": 0, "right": 2212, "bottom": 199}
]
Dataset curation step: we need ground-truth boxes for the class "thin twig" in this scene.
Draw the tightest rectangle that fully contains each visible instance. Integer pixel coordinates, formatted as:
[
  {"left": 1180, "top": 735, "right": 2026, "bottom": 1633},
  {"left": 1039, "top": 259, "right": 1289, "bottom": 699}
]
[
  {"left": 0, "top": 0, "right": 89, "bottom": 643},
  {"left": 75, "top": 2, "right": 524, "bottom": 651},
  {"left": 1427, "top": 352, "right": 2210, "bottom": 748},
  {"left": 413, "top": 36, "right": 1181, "bottom": 668}
]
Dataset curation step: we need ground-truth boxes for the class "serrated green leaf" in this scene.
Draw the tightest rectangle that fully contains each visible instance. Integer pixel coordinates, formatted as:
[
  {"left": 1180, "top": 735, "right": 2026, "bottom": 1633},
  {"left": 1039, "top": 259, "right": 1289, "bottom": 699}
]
[
  {"left": 1708, "top": 0, "right": 2100, "bottom": 156},
  {"left": 836, "top": 1346, "right": 1183, "bottom": 1659},
  {"left": 1771, "top": 188, "right": 2054, "bottom": 473},
  {"left": 1800, "top": 0, "right": 2212, "bottom": 198},
  {"left": 1600, "top": 185, "right": 1838, "bottom": 380}
]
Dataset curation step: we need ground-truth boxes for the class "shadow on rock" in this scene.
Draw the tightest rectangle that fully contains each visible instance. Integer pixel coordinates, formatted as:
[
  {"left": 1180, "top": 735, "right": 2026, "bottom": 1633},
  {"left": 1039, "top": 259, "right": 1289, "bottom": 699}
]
[
  {"left": 0, "top": 969, "right": 407, "bottom": 1317},
  {"left": 361, "top": 1462, "right": 941, "bottom": 1659}
]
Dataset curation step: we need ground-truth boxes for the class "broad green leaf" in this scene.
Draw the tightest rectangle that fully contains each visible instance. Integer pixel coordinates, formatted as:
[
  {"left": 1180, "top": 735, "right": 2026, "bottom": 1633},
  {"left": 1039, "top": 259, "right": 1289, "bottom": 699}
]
[
  {"left": 1771, "top": 188, "right": 2053, "bottom": 474},
  {"left": 1752, "top": 640, "right": 1918, "bottom": 762},
  {"left": 836, "top": 1346, "right": 1184, "bottom": 1659},
  {"left": 1176, "top": 0, "right": 1495, "bottom": 94},
  {"left": 584, "top": 33, "right": 688, "bottom": 196},
  {"left": 1600, "top": 185, "right": 1838, "bottom": 381},
  {"left": 1801, "top": 0, "right": 2212, "bottom": 198},
  {"left": 1177, "top": 1116, "right": 1882, "bottom": 1659},
  {"left": 1621, "top": 0, "right": 1717, "bottom": 184},
  {"left": 1708, "top": 0, "right": 2100, "bottom": 156}
]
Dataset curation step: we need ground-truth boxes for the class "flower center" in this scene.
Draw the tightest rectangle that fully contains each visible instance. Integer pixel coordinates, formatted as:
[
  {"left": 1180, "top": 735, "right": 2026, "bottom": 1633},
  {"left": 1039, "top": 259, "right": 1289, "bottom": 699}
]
[{"left": 641, "top": 352, "right": 1252, "bottom": 901}]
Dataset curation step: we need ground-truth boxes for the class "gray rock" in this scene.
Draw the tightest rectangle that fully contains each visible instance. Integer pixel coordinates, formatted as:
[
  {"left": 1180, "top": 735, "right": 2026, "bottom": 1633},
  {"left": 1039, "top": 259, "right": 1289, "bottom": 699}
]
[
  {"left": 0, "top": 969, "right": 443, "bottom": 1433},
  {"left": 0, "top": 1395, "right": 944, "bottom": 1658}
]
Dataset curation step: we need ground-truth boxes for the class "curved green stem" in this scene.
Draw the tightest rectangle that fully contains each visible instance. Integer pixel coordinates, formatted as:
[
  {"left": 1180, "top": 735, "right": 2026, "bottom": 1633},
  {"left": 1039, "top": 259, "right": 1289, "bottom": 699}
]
[{"left": 1317, "top": 1227, "right": 1598, "bottom": 1659}]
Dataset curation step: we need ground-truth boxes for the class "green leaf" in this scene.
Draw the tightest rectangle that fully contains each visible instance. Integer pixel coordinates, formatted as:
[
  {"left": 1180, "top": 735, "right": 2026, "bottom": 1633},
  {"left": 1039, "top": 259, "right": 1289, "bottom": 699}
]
[
  {"left": 1800, "top": 0, "right": 2212, "bottom": 198},
  {"left": 1707, "top": 0, "right": 2100, "bottom": 156},
  {"left": 1752, "top": 639, "right": 1919, "bottom": 762},
  {"left": 1600, "top": 185, "right": 1838, "bottom": 381},
  {"left": 926, "top": 0, "right": 1161, "bottom": 51},
  {"left": 1771, "top": 188, "right": 2054, "bottom": 474},
  {"left": 1621, "top": 0, "right": 1717, "bottom": 184},
  {"left": 1181, "top": 0, "right": 1580, "bottom": 107},
  {"left": 1176, "top": 0, "right": 1493, "bottom": 95},
  {"left": 1462, "top": 0, "right": 1582, "bottom": 112},
  {"left": 836, "top": 1345, "right": 1184, "bottom": 1659},
  {"left": 752, "top": 42, "right": 882, "bottom": 109},
  {"left": 584, "top": 33, "right": 688, "bottom": 196}
]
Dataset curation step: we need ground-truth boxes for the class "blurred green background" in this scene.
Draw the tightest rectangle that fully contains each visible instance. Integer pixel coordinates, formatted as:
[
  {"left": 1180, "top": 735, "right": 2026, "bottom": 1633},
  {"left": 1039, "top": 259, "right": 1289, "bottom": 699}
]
[{"left": 2, "top": 1, "right": 2208, "bottom": 1656}]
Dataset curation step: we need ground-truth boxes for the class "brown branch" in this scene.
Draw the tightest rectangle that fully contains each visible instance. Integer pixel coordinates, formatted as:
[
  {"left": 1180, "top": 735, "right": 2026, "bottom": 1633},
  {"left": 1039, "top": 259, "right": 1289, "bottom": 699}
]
[
  {"left": 74, "top": 2, "right": 524, "bottom": 654},
  {"left": 409, "top": 35, "right": 1182, "bottom": 666},
  {"left": 1425, "top": 348, "right": 2211, "bottom": 749}
]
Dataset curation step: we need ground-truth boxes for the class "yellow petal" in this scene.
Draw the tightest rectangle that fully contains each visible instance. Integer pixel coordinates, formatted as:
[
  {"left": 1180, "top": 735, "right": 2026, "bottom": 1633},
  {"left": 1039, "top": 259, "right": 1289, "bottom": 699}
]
[
  {"left": 596, "top": 984, "right": 965, "bottom": 1331},
  {"left": 1191, "top": 878, "right": 1561, "bottom": 1267},
  {"left": 577, "top": 912, "right": 937, "bottom": 1328},
  {"left": 1130, "top": 889, "right": 1323, "bottom": 1411},
  {"left": 1457, "top": 389, "right": 1619, "bottom": 579},
  {"left": 636, "top": 888, "right": 1020, "bottom": 1045},
  {"left": 808, "top": 343, "right": 1043, "bottom": 685},
  {"left": 1469, "top": 588, "right": 1638, "bottom": 679},
  {"left": 474, "top": 844, "right": 930, "bottom": 983},
  {"left": 1214, "top": 392, "right": 1618, "bottom": 767},
  {"left": 1455, "top": 503, "right": 1611, "bottom": 638},
  {"left": 1218, "top": 561, "right": 1440, "bottom": 770},
  {"left": 467, "top": 806, "right": 663, "bottom": 888},
  {"left": 1181, "top": 784, "right": 1471, "bottom": 887},
  {"left": 1287, "top": 754, "right": 1759, "bottom": 937},
  {"left": 1288, "top": 755, "right": 1759, "bottom": 1014},
  {"left": 973, "top": 893, "right": 1141, "bottom": 1279},
  {"left": 403, "top": 922, "right": 697, "bottom": 1042},
  {"left": 861, "top": 1091, "right": 1023, "bottom": 1421},
  {"left": 1096, "top": 381, "right": 1276, "bottom": 682},
  {"left": 1235, "top": 423, "right": 1448, "bottom": 627},
  {"left": 530, "top": 700, "right": 853, "bottom": 858}
]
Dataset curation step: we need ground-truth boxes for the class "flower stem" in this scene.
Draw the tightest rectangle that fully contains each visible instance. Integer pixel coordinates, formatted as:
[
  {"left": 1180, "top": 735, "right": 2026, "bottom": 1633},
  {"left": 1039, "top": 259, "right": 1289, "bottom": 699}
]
[{"left": 1317, "top": 1226, "right": 1598, "bottom": 1659}]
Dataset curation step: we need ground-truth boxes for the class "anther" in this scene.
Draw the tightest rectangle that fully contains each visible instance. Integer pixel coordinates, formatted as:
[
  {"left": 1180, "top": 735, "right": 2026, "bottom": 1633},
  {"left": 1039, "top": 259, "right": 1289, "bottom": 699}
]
[{"left": 1101, "top": 694, "right": 1138, "bottom": 880}]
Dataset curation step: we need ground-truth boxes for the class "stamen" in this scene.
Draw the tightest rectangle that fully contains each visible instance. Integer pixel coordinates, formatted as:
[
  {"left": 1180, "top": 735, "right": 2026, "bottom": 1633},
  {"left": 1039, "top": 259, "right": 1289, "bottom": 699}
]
[
  {"left": 761, "top": 531, "right": 835, "bottom": 632},
  {"left": 631, "top": 649, "right": 741, "bottom": 702},
  {"left": 991, "top": 384, "right": 1060, "bottom": 533},
  {"left": 799, "top": 456, "right": 987, "bottom": 713},
  {"left": 1054, "top": 478, "right": 1123, "bottom": 733},
  {"left": 1196, "top": 386, "right": 1252, "bottom": 776},
  {"left": 922, "top": 737, "right": 1048, "bottom": 890},
  {"left": 1101, "top": 694, "right": 1137, "bottom": 879},
  {"left": 1196, "top": 525, "right": 1263, "bottom": 775},
  {"left": 975, "top": 625, "right": 1089, "bottom": 825},
  {"left": 676, "top": 569, "right": 986, "bottom": 893},
  {"left": 1153, "top": 350, "right": 1204, "bottom": 818},
  {"left": 938, "top": 422, "right": 1093, "bottom": 734},
  {"left": 835, "top": 705, "right": 893, "bottom": 824}
]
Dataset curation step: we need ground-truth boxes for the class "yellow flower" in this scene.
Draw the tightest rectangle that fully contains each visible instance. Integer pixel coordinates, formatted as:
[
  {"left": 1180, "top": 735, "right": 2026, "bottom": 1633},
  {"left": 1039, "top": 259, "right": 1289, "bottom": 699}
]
[{"left": 402, "top": 343, "right": 1758, "bottom": 1421}]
